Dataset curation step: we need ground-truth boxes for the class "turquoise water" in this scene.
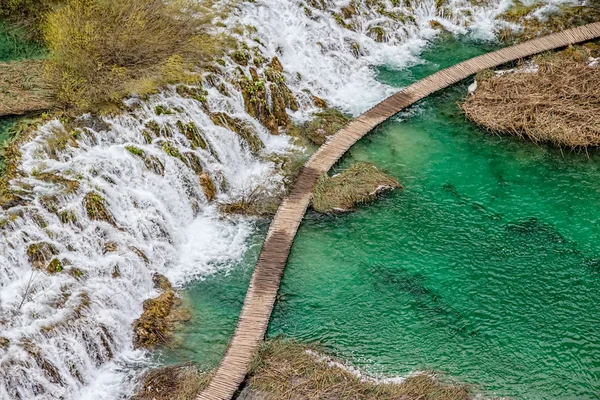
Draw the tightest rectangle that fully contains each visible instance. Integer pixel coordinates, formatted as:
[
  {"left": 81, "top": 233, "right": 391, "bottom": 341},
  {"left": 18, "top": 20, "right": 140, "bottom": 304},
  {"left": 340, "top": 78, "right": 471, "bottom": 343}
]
[
  {"left": 168, "top": 38, "right": 600, "bottom": 399},
  {"left": 0, "top": 20, "right": 46, "bottom": 166},
  {"left": 0, "top": 22, "right": 45, "bottom": 61}
]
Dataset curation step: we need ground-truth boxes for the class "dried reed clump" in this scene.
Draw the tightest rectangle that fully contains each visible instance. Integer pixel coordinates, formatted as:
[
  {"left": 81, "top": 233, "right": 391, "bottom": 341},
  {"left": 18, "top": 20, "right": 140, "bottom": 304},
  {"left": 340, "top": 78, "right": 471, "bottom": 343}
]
[
  {"left": 0, "top": 59, "right": 56, "bottom": 116},
  {"left": 132, "top": 363, "right": 211, "bottom": 400},
  {"left": 461, "top": 48, "right": 600, "bottom": 148},
  {"left": 312, "top": 162, "right": 400, "bottom": 213},
  {"left": 246, "top": 339, "right": 471, "bottom": 400}
]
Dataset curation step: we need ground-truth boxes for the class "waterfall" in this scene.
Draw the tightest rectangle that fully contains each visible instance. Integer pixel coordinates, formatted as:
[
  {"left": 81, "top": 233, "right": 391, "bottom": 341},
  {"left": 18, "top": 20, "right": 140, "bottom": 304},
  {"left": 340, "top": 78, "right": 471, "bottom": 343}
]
[{"left": 0, "top": 0, "right": 568, "bottom": 398}]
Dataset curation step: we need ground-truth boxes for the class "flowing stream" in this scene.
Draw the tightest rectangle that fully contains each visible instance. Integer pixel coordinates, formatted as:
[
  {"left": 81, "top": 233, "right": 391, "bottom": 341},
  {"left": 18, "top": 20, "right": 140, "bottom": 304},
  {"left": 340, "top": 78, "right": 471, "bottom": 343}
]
[{"left": 1, "top": 0, "right": 596, "bottom": 399}]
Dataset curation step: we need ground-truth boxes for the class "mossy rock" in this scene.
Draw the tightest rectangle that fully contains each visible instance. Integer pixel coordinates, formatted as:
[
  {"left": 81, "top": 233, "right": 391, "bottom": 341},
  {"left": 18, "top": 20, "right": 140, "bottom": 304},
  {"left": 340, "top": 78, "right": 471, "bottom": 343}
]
[
  {"left": 199, "top": 173, "right": 216, "bottom": 202},
  {"left": 302, "top": 108, "right": 350, "bottom": 145},
  {"left": 144, "top": 155, "right": 165, "bottom": 175},
  {"left": 46, "top": 258, "right": 63, "bottom": 274},
  {"left": 176, "top": 120, "right": 207, "bottom": 149},
  {"left": 161, "top": 141, "right": 188, "bottom": 165},
  {"left": 154, "top": 105, "right": 173, "bottom": 116},
  {"left": 132, "top": 275, "right": 190, "bottom": 349},
  {"left": 312, "top": 162, "right": 401, "bottom": 213},
  {"left": 210, "top": 112, "right": 265, "bottom": 154},
  {"left": 125, "top": 145, "right": 145, "bottom": 158},
  {"left": 175, "top": 85, "right": 208, "bottom": 103},
  {"left": 84, "top": 192, "right": 116, "bottom": 226},
  {"left": 0, "top": 337, "right": 10, "bottom": 349},
  {"left": 32, "top": 172, "right": 80, "bottom": 195},
  {"left": 131, "top": 247, "right": 150, "bottom": 264},
  {"left": 27, "top": 242, "right": 59, "bottom": 269},
  {"left": 232, "top": 50, "right": 250, "bottom": 66},
  {"left": 152, "top": 273, "right": 172, "bottom": 292},
  {"left": 58, "top": 210, "right": 78, "bottom": 224},
  {"left": 68, "top": 268, "right": 84, "bottom": 280}
]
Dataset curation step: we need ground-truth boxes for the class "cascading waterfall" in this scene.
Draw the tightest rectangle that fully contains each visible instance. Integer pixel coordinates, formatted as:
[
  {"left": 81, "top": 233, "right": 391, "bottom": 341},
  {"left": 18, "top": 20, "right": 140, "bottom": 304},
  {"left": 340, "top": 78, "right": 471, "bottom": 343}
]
[{"left": 0, "top": 0, "right": 575, "bottom": 398}]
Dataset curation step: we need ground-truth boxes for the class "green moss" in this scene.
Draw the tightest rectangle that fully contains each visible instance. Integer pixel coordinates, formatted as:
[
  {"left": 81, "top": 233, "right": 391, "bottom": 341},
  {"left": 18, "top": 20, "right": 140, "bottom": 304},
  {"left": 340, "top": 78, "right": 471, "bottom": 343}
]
[
  {"left": 175, "top": 85, "right": 208, "bottom": 103},
  {"left": 368, "top": 26, "right": 386, "bottom": 42},
  {"left": 210, "top": 112, "right": 264, "bottom": 153},
  {"left": 32, "top": 172, "right": 80, "bottom": 195},
  {"left": 27, "top": 242, "right": 59, "bottom": 268},
  {"left": 132, "top": 276, "right": 190, "bottom": 348},
  {"left": 144, "top": 155, "right": 165, "bottom": 175},
  {"left": 84, "top": 192, "right": 116, "bottom": 225},
  {"left": 161, "top": 141, "right": 188, "bottom": 165},
  {"left": 69, "top": 267, "right": 84, "bottom": 279},
  {"left": 176, "top": 120, "right": 207, "bottom": 149},
  {"left": 125, "top": 145, "right": 145, "bottom": 157},
  {"left": 232, "top": 50, "right": 250, "bottom": 66},
  {"left": 312, "top": 162, "right": 401, "bottom": 213},
  {"left": 154, "top": 105, "right": 173, "bottom": 116},
  {"left": 47, "top": 258, "right": 63, "bottom": 273},
  {"left": 58, "top": 210, "right": 77, "bottom": 224},
  {"left": 145, "top": 120, "right": 161, "bottom": 136}
]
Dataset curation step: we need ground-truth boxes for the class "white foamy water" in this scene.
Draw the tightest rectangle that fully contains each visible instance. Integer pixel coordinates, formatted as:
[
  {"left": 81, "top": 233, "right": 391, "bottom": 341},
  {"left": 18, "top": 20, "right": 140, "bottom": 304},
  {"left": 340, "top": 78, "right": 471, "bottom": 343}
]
[{"left": 0, "top": 0, "right": 571, "bottom": 398}]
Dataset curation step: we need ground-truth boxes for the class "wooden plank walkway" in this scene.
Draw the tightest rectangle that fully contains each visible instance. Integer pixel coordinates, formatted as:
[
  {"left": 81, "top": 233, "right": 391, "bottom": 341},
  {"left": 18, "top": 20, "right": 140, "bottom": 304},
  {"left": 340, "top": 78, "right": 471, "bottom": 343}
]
[{"left": 197, "top": 22, "right": 600, "bottom": 400}]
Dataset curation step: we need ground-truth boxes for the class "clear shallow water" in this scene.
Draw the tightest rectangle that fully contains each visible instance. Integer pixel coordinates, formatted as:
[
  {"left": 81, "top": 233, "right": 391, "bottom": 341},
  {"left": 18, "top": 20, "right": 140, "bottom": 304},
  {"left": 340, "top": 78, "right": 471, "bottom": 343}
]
[{"left": 170, "top": 37, "right": 600, "bottom": 399}]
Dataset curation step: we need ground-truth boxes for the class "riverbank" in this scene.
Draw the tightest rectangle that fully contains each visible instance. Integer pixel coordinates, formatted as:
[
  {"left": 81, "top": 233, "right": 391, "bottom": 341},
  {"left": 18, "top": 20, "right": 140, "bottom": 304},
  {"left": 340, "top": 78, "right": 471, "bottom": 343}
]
[
  {"left": 134, "top": 339, "right": 471, "bottom": 400},
  {"left": 462, "top": 44, "right": 600, "bottom": 147}
]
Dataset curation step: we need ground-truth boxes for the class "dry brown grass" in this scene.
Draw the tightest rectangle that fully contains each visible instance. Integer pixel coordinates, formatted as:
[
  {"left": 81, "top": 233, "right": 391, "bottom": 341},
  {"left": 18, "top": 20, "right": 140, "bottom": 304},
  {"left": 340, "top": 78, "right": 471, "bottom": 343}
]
[
  {"left": 0, "top": 59, "right": 55, "bottom": 116},
  {"left": 246, "top": 339, "right": 471, "bottom": 400},
  {"left": 461, "top": 46, "right": 600, "bottom": 148},
  {"left": 312, "top": 162, "right": 400, "bottom": 213},
  {"left": 132, "top": 363, "right": 211, "bottom": 400}
]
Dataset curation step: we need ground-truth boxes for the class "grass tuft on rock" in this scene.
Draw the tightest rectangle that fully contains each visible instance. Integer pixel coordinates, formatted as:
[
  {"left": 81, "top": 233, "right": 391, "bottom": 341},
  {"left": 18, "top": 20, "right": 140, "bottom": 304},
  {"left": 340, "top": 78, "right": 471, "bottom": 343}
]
[
  {"left": 84, "top": 192, "right": 116, "bottom": 225},
  {"left": 312, "top": 162, "right": 400, "bottom": 213},
  {"left": 132, "top": 363, "right": 210, "bottom": 400},
  {"left": 461, "top": 46, "right": 600, "bottom": 148},
  {"left": 296, "top": 108, "right": 350, "bottom": 145},
  {"left": 246, "top": 339, "right": 471, "bottom": 400}
]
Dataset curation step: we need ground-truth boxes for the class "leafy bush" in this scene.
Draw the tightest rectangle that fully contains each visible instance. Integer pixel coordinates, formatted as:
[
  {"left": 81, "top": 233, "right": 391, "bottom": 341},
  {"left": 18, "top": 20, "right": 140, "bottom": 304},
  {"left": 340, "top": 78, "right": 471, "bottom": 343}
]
[{"left": 44, "top": 0, "right": 222, "bottom": 111}]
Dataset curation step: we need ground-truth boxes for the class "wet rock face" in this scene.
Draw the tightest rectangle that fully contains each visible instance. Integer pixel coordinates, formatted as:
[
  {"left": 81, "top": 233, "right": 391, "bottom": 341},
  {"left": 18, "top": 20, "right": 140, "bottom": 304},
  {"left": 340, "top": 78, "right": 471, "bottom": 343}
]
[
  {"left": 132, "top": 274, "right": 190, "bottom": 349},
  {"left": 239, "top": 57, "right": 299, "bottom": 135}
]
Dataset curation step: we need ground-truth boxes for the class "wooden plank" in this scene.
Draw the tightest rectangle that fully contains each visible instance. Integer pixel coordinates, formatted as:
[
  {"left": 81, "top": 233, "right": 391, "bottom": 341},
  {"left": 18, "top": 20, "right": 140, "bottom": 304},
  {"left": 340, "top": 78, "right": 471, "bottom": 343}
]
[{"left": 196, "top": 22, "right": 600, "bottom": 400}]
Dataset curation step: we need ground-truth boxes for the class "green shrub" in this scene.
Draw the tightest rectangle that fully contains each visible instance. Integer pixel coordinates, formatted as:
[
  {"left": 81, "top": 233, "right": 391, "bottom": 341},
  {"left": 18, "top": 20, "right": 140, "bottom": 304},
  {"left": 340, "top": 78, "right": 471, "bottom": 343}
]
[{"left": 43, "top": 0, "right": 222, "bottom": 111}]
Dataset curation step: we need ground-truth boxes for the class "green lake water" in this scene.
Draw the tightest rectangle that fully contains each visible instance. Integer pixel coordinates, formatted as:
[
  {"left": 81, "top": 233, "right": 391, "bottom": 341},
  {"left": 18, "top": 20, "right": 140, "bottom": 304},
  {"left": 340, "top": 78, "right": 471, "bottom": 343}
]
[
  {"left": 0, "top": 22, "right": 46, "bottom": 167},
  {"left": 166, "top": 38, "right": 600, "bottom": 399}
]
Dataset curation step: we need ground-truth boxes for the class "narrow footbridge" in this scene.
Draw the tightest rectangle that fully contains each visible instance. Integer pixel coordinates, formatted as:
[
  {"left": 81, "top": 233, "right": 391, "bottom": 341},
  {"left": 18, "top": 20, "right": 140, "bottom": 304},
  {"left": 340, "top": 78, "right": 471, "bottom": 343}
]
[{"left": 197, "top": 22, "right": 600, "bottom": 400}]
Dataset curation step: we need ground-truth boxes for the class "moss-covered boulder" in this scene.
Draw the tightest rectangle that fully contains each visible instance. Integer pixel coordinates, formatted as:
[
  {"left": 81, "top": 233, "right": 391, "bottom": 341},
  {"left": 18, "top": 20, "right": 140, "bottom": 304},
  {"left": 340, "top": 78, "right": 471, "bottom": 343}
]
[
  {"left": 84, "top": 192, "right": 116, "bottom": 226},
  {"left": 239, "top": 57, "right": 299, "bottom": 135},
  {"left": 210, "top": 112, "right": 264, "bottom": 153},
  {"left": 132, "top": 274, "right": 190, "bottom": 348},
  {"left": 176, "top": 120, "right": 207, "bottom": 149},
  {"left": 46, "top": 258, "right": 64, "bottom": 274},
  {"left": 27, "top": 242, "right": 59, "bottom": 269},
  {"left": 312, "top": 162, "right": 401, "bottom": 213},
  {"left": 302, "top": 108, "right": 350, "bottom": 145}
]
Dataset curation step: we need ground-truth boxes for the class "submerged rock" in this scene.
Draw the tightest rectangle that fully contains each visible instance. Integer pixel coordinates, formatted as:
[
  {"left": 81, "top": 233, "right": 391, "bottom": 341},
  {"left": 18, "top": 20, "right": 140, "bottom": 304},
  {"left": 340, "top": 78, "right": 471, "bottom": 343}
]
[{"left": 312, "top": 162, "right": 400, "bottom": 213}]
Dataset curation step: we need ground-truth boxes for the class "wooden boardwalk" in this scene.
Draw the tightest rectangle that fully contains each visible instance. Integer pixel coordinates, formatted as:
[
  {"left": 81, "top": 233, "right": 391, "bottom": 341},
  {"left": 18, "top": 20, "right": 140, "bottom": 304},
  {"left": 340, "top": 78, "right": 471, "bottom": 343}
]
[{"left": 197, "top": 22, "right": 600, "bottom": 400}]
